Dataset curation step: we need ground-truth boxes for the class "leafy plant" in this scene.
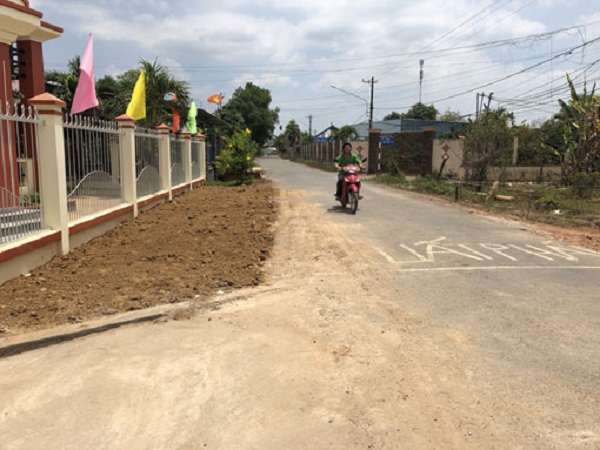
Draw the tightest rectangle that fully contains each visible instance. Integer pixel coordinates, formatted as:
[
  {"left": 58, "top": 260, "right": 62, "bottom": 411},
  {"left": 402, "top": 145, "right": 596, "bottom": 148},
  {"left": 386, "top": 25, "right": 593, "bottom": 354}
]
[
  {"left": 569, "top": 171, "right": 600, "bottom": 198},
  {"left": 534, "top": 193, "right": 561, "bottom": 210},
  {"left": 463, "top": 108, "right": 514, "bottom": 184},
  {"left": 214, "top": 128, "right": 259, "bottom": 184},
  {"left": 411, "top": 176, "right": 455, "bottom": 196},
  {"left": 19, "top": 192, "right": 40, "bottom": 207},
  {"left": 558, "top": 75, "right": 600, "bottom": 181}
]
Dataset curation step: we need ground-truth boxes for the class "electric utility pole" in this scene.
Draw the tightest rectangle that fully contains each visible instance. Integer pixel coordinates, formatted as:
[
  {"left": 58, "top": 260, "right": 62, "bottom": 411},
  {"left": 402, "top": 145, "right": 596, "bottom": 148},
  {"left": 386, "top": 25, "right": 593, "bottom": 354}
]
[
  {"left": 307, "top": 114, "right": 313, "bottom": 137},
  {"left": 419, "top": 60, "right": 424, "bottom": 103},
  {"left": 476, "top": 92, "right": 493, "bottom": 120},
  {"left": 362, "top": 76, "right": 377, "bottom": 129}
]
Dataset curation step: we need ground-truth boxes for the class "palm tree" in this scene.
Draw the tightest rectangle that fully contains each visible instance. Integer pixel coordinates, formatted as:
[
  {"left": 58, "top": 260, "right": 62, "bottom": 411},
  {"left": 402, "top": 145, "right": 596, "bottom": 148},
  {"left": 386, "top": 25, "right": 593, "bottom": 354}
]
[
  {"left": 333, "top": 125, "right": 359, "bottom": 142},
  {"left": 45, "top": 56, "right": 80, "bottom": 109},
  {"left": 118, "top": 59, "right": 190, "bottom": 128},
  {"left": 284, "top": 120, "right": 302, "bottom": 147}
]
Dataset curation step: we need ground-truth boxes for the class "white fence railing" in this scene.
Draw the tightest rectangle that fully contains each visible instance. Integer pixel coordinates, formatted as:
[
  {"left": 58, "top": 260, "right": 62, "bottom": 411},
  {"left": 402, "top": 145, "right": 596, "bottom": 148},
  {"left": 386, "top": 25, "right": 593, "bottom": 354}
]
[
  {"left": 170, "top": 134, "right": 185, "bottom": 187},
  {"left": 0, "top": 103, "right": 44, "bottom": 245},
  {"left": 63, "top": 115, "right": 123, "bottom": 222},
  {"left": 0, "top": 95, "right": 207, "bottom": 285},
  {"left": 135, "top": 127, "right": 161, "bottom": 198}
]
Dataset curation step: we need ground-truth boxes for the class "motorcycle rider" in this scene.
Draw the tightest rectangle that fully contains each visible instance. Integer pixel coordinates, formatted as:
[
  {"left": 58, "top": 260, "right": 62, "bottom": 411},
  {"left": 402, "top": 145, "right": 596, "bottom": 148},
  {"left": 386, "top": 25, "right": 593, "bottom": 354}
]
[{"left": 334, "top": 141, "right": 363, "bottom": 200}]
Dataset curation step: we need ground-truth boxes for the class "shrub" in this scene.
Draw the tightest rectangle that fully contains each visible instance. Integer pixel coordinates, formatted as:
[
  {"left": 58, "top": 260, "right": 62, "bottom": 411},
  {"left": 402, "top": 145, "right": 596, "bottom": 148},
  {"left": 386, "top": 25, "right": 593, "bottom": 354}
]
[{"left": 214, "top": 128, "right": 259, "bottom": 184}]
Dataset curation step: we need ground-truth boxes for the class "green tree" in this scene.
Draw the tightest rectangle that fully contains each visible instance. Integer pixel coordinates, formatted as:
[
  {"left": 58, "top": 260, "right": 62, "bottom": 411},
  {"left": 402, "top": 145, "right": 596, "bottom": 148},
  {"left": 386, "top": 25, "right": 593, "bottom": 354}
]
[
  {"left": 119, "top": 60, "right": 190, "bottom": 128},
  {"left": 333, "top": 125, "right": 358, "bottom": 141},
  {"left": 46, "top": 57, "right": 190, "bottom": 126},
  {"left": 403, "top": 102, "right": 438, "bottom": 120},
  {"left": 463, "top": 108, "right": 514, "bottom": 183},
  {"left": 383, "top": 111, "right": 402, "bottom": 120},
  {"left": 300, "top": 131, "right": 313, "bottom": 145},
  {"left": 438, "top": 108, "right": 463, "bottom": 122},
  {"left": 283, "top": 120, "right": 302, "bottom": 148},
  {"left": 45, "top": 56, "right": 80, "bottom": 109},
  {"left": 95, "top": 74, "right": 122, "bottom": 119},
  {"left": 218, "top": 82, "right": 280, "bottom": 146},
  {"left": 539, "top": 116, "right": 565, "bottom": 165},
  {"left": 556, "top": 75, "right": 600, "bottom": 181}
]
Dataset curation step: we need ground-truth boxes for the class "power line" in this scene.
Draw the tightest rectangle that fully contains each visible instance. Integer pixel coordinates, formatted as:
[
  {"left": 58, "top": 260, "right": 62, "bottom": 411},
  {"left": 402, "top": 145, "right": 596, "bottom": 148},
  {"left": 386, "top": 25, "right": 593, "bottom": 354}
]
[{"left": 428, "top": 35, "right": 600, "bottom": 104}]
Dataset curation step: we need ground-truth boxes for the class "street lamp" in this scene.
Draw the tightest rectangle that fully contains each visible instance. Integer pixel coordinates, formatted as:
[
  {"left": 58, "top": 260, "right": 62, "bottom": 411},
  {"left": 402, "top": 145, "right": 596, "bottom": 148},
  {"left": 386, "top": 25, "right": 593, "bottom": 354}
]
[{"left": 330, "top": 85, "right": 369, "bottom": 122}]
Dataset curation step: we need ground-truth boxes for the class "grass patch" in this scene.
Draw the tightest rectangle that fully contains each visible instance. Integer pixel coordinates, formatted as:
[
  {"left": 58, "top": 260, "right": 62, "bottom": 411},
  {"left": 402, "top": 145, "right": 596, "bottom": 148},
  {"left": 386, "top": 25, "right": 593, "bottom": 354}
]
[{"left": 366, "top": 173, "right": 600, "bottom": 229}]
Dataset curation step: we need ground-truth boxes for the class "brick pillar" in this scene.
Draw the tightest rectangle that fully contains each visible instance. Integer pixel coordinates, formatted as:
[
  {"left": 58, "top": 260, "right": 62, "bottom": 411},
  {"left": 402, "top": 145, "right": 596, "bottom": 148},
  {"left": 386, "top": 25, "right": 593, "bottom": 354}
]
[
  {"left": 368, "top": 128, "right": 382, "bottom": 174},
  {"left": 0, "top": 43, "right": 13, "bottom": 107},
  {"left": 16, "top": 40, "right": 45, "bottom": 107},
  {"left": 0, "top": 43, "right": 19, "bottom": 204}
]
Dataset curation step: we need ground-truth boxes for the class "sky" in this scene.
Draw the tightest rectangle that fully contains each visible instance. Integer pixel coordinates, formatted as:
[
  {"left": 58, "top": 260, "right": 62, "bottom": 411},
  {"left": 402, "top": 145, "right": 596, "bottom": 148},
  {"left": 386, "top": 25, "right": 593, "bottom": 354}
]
[{"left": 31, "top": 0, "right": 600, "bottom": 136}]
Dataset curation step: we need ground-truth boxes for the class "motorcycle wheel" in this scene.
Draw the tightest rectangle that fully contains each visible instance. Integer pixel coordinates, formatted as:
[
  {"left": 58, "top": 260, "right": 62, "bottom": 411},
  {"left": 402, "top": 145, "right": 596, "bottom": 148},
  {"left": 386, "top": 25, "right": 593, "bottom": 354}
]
[{"left": 349, "top": 191, "right": 358, "bottom": 215}]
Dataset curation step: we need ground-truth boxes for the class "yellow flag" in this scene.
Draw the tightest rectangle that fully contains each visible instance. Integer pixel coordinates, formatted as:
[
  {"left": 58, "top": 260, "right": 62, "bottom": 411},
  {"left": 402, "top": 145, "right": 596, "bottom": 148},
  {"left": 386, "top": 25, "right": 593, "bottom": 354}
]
[{"left": 126, "top": 70, "right": 146, "bottom": 120}]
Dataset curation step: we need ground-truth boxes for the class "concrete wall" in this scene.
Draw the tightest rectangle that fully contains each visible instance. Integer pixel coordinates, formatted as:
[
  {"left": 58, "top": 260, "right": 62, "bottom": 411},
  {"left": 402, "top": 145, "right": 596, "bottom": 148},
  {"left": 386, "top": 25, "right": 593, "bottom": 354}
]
[
  {"left": 432, "top": 138, "right": 561, "bottom": 181},
  {"left": 433, "top": 138, "right": 465, "bottom": 179}
]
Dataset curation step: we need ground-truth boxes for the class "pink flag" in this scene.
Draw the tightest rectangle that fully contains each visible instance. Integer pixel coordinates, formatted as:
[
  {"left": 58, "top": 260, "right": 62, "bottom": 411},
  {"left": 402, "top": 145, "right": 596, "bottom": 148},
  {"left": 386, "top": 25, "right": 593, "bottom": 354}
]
[{"left": 70, "top": 33, "right": 99, "bottom": 115}]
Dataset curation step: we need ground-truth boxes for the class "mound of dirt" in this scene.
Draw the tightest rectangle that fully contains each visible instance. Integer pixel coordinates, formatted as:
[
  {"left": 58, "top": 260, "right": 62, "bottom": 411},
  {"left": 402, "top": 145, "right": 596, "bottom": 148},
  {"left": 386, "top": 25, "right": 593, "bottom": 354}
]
[{"left": 0, "top": 183, "right": 276, "bottom": 335}]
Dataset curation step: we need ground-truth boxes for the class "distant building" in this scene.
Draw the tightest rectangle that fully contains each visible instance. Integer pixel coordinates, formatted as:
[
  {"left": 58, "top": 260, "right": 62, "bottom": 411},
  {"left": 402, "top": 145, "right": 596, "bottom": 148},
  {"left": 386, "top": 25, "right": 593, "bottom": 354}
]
[{"left": 352, "top": 119, "right": 468, "bottom": 139}]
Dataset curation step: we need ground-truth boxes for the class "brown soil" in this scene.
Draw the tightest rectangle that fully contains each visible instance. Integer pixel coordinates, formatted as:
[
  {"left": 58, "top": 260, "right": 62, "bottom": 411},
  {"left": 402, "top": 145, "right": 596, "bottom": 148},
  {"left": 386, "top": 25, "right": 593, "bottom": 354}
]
[{"left": 0, "top": 183, "right": 276, "bottom": 335}]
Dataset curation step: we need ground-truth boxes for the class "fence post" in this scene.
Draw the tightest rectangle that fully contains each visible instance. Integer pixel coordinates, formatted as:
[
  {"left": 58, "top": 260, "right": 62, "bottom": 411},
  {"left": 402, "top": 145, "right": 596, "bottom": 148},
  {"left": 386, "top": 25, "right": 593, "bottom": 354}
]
[
  {"left": 156, "top": 124, "right": 172, "bottom": 201},
  {"left": 197, "top": 134, "right": 207, "bottom": 180},
  {"left": 29, "top": 93, "right": 69, "bottom": 255},
  {"left": 116, "top": 114, "right": 138, "bottom": 218},
  {"left": 180, "top": 130, "right": 192, "bottom": 188}
]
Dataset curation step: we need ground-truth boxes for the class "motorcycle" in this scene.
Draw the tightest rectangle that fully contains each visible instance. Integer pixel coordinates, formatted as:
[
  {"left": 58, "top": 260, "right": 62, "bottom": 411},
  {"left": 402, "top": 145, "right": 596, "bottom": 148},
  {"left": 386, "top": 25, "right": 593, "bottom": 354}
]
[{"left": 337, "top": 163, "right": 363, "bottom": 214}]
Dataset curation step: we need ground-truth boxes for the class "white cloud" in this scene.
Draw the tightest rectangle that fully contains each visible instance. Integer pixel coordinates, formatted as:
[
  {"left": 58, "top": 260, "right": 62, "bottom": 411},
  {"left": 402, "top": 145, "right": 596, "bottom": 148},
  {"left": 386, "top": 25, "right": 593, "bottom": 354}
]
[{"left": 31, "top": 0, "right": 599, "bottom": 131}]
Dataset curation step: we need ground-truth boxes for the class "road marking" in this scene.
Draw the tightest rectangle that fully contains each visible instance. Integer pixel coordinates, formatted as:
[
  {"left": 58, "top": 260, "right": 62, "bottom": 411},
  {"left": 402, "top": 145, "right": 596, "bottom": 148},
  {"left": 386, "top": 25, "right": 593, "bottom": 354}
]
[{"left": 372, "top": 236, "right": 600, "bottom": 265}]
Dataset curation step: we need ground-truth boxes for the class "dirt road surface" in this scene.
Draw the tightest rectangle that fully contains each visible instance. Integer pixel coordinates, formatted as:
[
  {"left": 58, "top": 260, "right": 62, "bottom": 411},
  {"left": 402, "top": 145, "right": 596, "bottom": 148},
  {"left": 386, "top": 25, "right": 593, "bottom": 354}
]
[{"left": 0, "top": 181, "right": 598, "bottom": 449}]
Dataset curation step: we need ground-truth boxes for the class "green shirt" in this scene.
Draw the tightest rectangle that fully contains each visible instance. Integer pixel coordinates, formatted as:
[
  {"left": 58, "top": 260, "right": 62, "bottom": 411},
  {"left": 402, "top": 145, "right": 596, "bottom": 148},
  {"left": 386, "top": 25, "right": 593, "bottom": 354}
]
[{"left": 335, "top": 152, "right": 361, "bottom": 170}]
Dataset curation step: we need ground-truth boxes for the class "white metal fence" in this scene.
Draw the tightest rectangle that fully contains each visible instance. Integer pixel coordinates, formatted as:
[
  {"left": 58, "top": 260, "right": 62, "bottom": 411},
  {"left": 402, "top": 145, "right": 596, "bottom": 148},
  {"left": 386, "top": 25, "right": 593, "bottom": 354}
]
[
  {"left": 170, "top": 134, "right": 185, "bottom": 187},
  {"left": 63, "top": 115, "right": 123, "bottom": 222},
  {"left": 135, "top": 127, "right": 161, "bottom": 198},
  {"left": 192, "top": 139, "right": 201, "bottom": 180},
  {"left": 0, "top": 103, "right": 43, "bottom": 244},
  {"left": 1, "top": 97, "right": 207, "bottom": 285}
]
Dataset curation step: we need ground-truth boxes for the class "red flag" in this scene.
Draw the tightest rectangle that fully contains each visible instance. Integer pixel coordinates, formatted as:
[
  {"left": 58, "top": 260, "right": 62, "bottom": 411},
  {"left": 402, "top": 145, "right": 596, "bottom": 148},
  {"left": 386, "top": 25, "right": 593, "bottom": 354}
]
[
  {"left": 171, "top": 93, "right": 180, "bottom": 132},
  {"left": 71, "top": 34, "right": 99, "bottom": 114},
  {"left": 207, "top": 94, "right": 223, "bottom": 105}
]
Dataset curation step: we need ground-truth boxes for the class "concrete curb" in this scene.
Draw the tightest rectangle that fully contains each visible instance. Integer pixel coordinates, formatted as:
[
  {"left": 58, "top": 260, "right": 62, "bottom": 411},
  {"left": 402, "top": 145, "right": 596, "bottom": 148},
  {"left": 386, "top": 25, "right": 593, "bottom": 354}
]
[
  {"left": 0, "top": 301, "right": 195, "bottom": 359},
  {"left": 0, "top": 286, "right": 281, "bottom": 359}
]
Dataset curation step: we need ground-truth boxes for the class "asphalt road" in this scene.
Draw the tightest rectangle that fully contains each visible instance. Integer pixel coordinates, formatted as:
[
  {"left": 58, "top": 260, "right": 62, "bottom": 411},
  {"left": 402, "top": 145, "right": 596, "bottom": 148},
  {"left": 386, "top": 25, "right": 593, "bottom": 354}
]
[
  {"left": 260, "top": 155, "right": 600, "bottom": 443},
  {"left": 1, "top": 156, "right": 598, "bottom": 449}
]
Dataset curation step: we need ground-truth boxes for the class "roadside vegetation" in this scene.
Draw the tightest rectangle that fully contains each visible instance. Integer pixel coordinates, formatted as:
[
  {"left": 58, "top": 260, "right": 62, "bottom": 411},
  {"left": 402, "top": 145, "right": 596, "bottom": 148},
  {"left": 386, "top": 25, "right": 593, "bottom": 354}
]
[{"left": 369, "top": 175, "right": 600, "bottom": 229}]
